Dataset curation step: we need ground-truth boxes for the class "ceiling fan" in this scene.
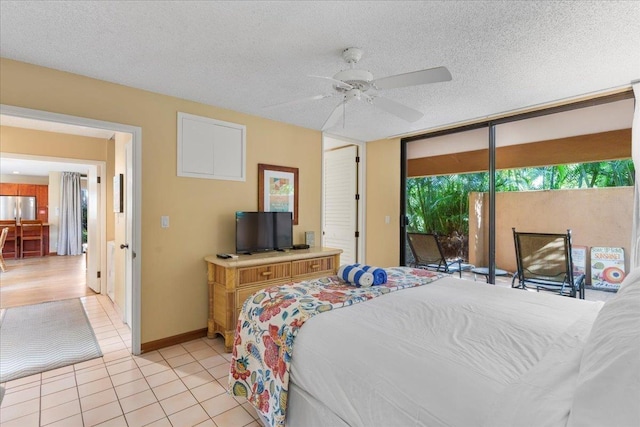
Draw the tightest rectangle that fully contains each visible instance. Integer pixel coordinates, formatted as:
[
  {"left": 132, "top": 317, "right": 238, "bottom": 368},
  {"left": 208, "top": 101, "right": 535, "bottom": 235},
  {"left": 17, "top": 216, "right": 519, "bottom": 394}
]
[{"left": 268, "top": 47, "right": 452, "bottom": 131}]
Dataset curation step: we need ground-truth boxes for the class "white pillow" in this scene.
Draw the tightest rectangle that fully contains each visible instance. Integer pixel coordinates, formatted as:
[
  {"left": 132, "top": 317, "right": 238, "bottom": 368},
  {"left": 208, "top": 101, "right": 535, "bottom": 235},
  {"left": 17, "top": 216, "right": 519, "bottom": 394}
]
[{"left": 567, "top": 267, "right": 640, "bottom": 427}]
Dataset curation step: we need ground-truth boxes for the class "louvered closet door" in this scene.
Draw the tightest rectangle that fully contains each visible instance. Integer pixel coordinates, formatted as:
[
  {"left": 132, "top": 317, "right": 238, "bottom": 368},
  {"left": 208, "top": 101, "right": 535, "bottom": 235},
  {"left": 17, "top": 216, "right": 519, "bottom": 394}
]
[{"left": 323, "top": 145, "right": 358, "bottom": 265}]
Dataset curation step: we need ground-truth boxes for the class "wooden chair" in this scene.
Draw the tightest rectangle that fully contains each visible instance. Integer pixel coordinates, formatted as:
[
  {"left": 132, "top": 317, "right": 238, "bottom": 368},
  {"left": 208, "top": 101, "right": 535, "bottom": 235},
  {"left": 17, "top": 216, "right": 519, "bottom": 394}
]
[
  {"left": 0, "top": 227, "right": 9, "bottom": 272},
  {"left": 0, "top": 220, "right": 18, "bottom": 259},
  {"left": 20, "top": 219, "right": 44, "bottom": 258}
]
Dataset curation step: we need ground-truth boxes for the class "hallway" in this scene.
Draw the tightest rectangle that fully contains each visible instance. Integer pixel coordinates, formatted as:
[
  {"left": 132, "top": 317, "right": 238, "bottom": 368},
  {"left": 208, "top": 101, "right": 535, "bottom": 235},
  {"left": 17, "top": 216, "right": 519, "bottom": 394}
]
[{"left": 0, "top": 255, "right": 95, "bottom": 309}]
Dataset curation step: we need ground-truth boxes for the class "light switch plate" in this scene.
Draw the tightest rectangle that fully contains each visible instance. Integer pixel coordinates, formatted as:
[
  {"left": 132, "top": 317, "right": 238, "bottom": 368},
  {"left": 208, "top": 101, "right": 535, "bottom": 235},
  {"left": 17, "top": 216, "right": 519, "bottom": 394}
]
[{"left": 161, "top": 216, "right": 169, "bottom": 228}]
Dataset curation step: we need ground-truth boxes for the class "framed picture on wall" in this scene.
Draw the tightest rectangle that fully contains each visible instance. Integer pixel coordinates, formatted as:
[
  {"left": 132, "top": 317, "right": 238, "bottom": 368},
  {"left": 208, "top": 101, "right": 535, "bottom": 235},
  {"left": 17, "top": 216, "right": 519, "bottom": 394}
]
[
  {"left": 258, "top": 164, "right": 298, "bottom": 225},
  {"left": 113, "top": 173, "right": 123, "bottom": 213}
]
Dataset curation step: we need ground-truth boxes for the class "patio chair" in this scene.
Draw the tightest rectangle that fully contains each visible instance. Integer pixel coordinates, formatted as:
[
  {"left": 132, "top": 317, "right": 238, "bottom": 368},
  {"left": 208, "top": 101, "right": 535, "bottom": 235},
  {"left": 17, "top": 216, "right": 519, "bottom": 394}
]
[
  {"left": 512, "top": 228, "right": 585, "bottom": 299},
  {"left": 407, "top": 232, "right": 467, "bottom": 277}
]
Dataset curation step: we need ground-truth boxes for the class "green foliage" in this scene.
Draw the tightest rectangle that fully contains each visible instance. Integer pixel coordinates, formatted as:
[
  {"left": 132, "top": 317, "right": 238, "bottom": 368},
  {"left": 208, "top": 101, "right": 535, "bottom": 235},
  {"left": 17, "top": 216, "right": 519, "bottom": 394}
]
[
  {"left": 407, "top": 173, "right": 488, "bottom": 235},
  {"left": 81, "top": 189, "right": 88, "bottom": 244},
  {"left": 407, "top": 160, "right": 635, "bottom": 237}
]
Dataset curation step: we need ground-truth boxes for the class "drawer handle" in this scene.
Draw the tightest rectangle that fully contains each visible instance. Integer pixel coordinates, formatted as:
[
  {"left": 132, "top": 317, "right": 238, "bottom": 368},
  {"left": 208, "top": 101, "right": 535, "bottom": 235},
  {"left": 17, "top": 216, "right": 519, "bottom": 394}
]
[
  {"left": 310, "top": 264, "right": 320, "bottom": 269},
  {"left": 261, "top": 271, "right": 273, "bottom": 276}
]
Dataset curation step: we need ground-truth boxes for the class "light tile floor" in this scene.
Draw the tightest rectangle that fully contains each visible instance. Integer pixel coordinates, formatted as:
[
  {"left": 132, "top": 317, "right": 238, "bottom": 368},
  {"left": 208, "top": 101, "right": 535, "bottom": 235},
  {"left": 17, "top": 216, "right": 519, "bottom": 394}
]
[
  {"left": 2, "top": 275, "right": 614, "bottom": 426},
  {"left": 0, "top": 295, "right": 261, "bottom": 427}
]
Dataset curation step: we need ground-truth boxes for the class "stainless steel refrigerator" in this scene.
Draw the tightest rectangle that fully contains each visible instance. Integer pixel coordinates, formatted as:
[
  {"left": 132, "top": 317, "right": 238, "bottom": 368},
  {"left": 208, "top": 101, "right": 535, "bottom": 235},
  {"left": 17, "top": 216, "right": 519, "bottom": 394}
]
[{"left": 0, "top": 195, "right": 37, "bottom": 223}]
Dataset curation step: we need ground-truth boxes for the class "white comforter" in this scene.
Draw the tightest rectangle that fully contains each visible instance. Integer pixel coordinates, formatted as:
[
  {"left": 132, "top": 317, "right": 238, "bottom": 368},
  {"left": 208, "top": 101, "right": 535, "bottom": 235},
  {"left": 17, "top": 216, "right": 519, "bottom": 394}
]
[{"left": 287, "top": 277, "right": 603, "bottom": 427}]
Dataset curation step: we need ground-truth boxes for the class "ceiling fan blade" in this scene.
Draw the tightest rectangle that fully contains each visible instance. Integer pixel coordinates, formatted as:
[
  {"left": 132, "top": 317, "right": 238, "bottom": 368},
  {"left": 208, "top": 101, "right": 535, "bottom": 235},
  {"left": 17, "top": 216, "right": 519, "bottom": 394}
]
[
  {"left": 263, "top": 94, "right": 333, "bottom": 109},
  {"left": 309, "top": 75, "right": 354, "bottom": 90},
  {"left": 373, "top": 96, "right": 424, "bottom": 122},
  {"left": 322, "top": 101, "right": 346, "bottom": 131},
  {"left": 373, "top": 66, "right": 452, "bottom": 90}
]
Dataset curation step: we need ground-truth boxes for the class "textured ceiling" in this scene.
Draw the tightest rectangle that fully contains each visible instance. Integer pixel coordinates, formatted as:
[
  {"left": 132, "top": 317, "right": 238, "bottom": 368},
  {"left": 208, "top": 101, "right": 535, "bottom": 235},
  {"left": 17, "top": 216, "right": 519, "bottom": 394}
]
[{"left": 1, "top": 1, "right": 638, "bottom": 142}]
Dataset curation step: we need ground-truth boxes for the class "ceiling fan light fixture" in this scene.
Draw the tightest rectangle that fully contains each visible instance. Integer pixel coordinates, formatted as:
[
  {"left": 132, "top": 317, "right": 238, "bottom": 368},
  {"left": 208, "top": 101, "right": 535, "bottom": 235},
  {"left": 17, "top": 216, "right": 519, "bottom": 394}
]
[
  {"left": 344, "top": 89, "right": 362, "bottom": 101},
  {"left": 268, "top": 47, "right": 450, "bottom": 130},
  {"left": 341, "top": 47, "right": 363, "bottom": 64},
  {"left": 332, "top": 69, "right": 373, "bottom": 91}
]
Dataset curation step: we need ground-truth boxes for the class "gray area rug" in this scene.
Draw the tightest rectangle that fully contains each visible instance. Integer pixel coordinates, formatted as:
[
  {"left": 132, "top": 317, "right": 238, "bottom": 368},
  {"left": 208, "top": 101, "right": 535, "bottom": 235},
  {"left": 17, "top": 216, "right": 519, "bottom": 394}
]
[{"left": 0, "top": 299, "right": 103, "bottom": 383}]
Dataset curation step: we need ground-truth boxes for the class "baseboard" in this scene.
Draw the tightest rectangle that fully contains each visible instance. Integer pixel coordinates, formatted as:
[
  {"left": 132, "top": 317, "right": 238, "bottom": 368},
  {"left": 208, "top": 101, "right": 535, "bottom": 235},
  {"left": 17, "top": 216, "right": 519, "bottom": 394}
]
[
  {"left": 112, "top": 300, "right": 124, "bottom": 321},
  {"left": 141, "top": 328, "right": 208, "bottom": 353}
]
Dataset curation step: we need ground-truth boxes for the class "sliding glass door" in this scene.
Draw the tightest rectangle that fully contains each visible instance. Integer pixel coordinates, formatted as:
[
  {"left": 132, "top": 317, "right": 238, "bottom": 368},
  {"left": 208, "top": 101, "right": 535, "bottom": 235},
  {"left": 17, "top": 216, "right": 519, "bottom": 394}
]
[
  {"left": 402, "top": 125, "right": 491, "bottom": 275},
  {"left": 402, "top": 92, "right": 635, "bottom": 287}
]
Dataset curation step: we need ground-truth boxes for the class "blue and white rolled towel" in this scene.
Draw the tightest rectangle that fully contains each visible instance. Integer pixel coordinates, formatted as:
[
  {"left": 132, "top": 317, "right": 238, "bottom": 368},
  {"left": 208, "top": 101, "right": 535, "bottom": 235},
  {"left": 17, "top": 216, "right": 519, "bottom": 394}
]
[
  {"left": 338, "top": 264, "right": 374, "bottom": 288},
  {"left": 353, "top": 264, "right": 388, "bottom": 285}
]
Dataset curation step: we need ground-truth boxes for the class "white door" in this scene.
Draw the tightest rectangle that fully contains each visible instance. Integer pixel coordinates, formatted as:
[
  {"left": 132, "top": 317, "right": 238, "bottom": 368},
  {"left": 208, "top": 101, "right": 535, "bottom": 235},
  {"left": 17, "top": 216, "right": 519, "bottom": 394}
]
[
  {"left": 86, "top": 166, "right": 101, "bottom": 293},
  {"left": 323, "top": 145, "right": 358, "bottom": 265},
  {"left": 124, "top": 138, "right": 133, "bottom": 326}
]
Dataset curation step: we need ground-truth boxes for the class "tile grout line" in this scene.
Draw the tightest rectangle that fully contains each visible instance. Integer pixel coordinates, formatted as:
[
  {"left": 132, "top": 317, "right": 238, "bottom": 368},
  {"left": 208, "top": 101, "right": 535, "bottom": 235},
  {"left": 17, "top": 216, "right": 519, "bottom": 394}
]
[{"left": 1, "top": 294, "right": 259, "bottom": 427}]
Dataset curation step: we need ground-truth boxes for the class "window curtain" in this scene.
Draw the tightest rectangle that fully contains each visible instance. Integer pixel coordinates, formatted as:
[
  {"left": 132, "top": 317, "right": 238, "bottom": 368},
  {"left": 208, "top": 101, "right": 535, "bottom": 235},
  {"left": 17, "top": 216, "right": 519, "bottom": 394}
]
[
  {"left": 57, "top": 172, "right": 83, "bottom": 256},
  {"left": 631, "top": 82, "right": 640, "bottom": 269}
]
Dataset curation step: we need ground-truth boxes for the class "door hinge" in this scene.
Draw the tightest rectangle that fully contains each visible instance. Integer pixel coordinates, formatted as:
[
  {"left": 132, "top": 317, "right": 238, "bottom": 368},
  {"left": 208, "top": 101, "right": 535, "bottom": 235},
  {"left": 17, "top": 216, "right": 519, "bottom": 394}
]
[
  {"left": 355, "top": 231, "right": 360, "bottom": 238},
  {"left": 97, "top": 271, "right": 101, "bottom": 278},
  {"left": 355, "top": 194, "right": 360, "bottom": 200},
  {"left": 355, "top": 156, "right": 360, "bottom": 163},
  {"left": 97, "top": 176, "right": 101, "bottom": 184}
]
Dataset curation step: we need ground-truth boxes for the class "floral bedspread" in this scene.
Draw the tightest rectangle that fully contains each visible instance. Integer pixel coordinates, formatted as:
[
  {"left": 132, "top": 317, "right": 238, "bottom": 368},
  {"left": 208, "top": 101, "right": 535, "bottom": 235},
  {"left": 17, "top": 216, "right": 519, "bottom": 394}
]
[{"left": 228, "top": 267, "right": 444, "bottom": 427}]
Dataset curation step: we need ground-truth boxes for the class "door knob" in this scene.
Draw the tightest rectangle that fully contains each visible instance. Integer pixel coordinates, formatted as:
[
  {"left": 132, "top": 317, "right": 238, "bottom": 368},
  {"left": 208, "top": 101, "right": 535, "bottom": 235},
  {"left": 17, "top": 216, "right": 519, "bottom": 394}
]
[{"left": 120, "top": 244, "right": 129, "bottom": 249}]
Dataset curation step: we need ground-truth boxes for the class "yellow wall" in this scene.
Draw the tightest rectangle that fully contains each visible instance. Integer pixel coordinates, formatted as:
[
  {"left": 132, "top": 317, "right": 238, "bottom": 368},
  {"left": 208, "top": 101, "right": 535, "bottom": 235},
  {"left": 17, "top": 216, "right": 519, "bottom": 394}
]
[
  {"left": 365, "top": 137, "right": 401, "bottom": 266},
  {"left": 468, "top": 187, "right": 634, "bottom": 279},
  {"left": 1, "top": 125, "right": 110, "bottom": 252},
  {"left": 0, "top": 58, "right": 323, "bottom": 344},
  {"left": 0, "top": 125, "right": 108, "bottom": 161}
]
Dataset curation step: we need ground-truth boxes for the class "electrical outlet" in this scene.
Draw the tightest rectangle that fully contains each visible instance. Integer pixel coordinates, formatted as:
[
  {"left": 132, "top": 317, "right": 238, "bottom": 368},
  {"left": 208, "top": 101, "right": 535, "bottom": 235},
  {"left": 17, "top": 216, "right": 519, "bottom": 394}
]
[
  {"left": 161, "top": 216, "right": 169, "bottom": 228},
  {"left": 385, "top": 215, "right": 390, "bottom": 224}
]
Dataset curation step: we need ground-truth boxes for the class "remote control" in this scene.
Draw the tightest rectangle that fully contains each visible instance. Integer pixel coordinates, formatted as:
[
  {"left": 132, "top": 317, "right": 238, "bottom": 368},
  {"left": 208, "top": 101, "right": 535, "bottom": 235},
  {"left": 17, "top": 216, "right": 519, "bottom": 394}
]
[{"left": 216, "top": 253, "right": 231, "bottom": 259}]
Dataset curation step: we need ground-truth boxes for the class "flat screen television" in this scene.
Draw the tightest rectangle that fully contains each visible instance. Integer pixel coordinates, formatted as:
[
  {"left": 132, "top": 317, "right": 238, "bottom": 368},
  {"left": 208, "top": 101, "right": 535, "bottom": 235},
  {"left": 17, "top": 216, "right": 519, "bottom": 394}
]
[{"left": 235, "top": 211, "right": 293, "bottom": 254}]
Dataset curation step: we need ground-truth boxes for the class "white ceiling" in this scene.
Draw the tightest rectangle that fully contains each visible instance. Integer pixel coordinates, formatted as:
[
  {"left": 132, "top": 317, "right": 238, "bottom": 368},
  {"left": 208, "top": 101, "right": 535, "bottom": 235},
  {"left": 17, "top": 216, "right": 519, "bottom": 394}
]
[
  {"left": 0, "top": 1, "right": 638, "bottom": 142},
  {"left": 0, "top": 157, "right": 91, "bottom": 177}
]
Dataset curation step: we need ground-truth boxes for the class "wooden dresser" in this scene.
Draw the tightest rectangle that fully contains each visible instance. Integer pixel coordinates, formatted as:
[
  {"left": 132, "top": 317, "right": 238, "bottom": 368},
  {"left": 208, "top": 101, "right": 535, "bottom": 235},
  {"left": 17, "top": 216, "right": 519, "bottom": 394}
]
[{"left": 204, "top": 247, "right": 342, "bottom": 352}]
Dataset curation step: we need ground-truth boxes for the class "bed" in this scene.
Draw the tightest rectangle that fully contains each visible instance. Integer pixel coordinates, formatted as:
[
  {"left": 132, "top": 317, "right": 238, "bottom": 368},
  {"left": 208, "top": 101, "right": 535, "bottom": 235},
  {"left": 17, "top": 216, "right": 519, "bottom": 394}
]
[{"left": 229, "top": 266, "right": 640, "bottom": 427}]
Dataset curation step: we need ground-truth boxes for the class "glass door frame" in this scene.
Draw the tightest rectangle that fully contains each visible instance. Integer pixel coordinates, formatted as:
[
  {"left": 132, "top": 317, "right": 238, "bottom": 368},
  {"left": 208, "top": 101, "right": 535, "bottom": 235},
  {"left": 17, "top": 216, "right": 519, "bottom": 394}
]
[{"left": 400, "top": 90, "right": 634, "bottom": 284}]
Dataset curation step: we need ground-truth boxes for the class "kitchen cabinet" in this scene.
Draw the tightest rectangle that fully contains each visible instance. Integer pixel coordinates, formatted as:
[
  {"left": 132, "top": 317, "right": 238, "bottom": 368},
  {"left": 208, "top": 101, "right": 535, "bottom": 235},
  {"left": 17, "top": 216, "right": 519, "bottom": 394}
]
[
  {"left": 0, "top": 183, "right": 19, "bottom": 196},
  {"left": 35, "top": 185, "right": 48, "bottom": 222},
  {"left": 18, "top": 184, "right": 36, "bottom": 197},
  {"left": 0, "top": 184, "right": 49, "bottom": 221},
  {"left": 204, "top": 247, "right": 342, "bottom": 352}
]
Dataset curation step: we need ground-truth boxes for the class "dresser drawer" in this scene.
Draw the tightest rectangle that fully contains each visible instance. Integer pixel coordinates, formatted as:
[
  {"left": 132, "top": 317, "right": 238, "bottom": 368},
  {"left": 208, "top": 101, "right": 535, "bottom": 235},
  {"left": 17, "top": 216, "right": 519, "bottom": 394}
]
[
  {"left": 205, "top": 248, "right": 342, "bottom": 352},
  {"left": 236, "top": 284, "right": 270, "bottom": 309},
  {"left": 291, "top": 256, "right": 335, "bottom": 278},
  {"left": 237, "top": 262, "right": 291, "bottom": 287}
]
